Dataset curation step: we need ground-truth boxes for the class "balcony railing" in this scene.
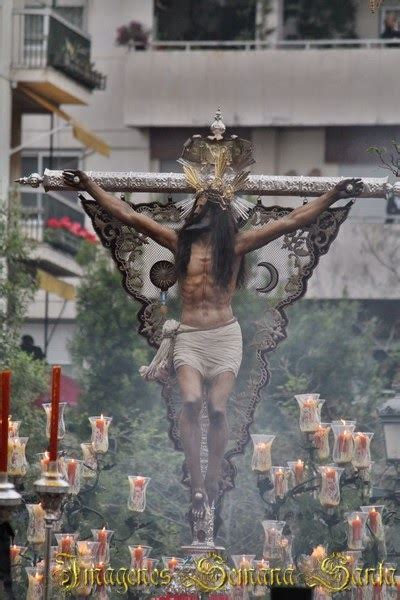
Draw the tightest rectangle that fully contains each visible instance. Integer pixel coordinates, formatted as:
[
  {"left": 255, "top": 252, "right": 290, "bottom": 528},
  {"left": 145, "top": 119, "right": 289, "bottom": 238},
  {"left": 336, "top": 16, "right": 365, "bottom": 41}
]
[
  {"left": 20, "top": 194, "right": 85, "bottom": 257},
  {"left": 12, "top": 9, "right": 106, "bottom": 91},
  {"left": 147, "top": 38, "right": 400, "bottom": 51}
]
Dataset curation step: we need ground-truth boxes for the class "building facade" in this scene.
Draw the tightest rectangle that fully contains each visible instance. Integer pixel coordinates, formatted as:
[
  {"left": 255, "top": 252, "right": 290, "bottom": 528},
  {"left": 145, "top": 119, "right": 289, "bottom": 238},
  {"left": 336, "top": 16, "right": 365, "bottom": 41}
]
[{"left": 2, "top": 0, "right": 400, "bottom": 369}]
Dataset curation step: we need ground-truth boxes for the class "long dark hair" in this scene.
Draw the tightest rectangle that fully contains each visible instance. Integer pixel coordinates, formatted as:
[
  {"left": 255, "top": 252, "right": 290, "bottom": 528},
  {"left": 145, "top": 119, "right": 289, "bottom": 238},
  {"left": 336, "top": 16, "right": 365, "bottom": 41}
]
[{"left": 175, "top": 199, "right": 246, "bottom": 289}]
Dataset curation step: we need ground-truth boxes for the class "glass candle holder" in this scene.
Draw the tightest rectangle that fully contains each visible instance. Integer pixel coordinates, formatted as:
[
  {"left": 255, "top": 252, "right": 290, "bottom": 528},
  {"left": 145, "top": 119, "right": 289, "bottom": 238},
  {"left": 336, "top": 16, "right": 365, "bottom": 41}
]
[
  {"left": 54, "top": 533, "right": 79, "bottom": 557},
  {"left": 128, "top": 545, "right": 152, "bottom": 568},
  {"left": 360, "top": 505, "right": 385, "bottom": 541},
  {"left": 346, "top": 512, "right": 368, "bottom": 550},
  {"left": 43, "top": 402, "right": 67, "bottom": 440},
  {"left": 77, "top": 540, "right": 100, "bottom": 563},
  {"left": 312, "top": 423, "right": 331, "bottom": 460},
  {"left": 332, "top": 420, "right": 356, "bottom": 464},
  {"left": 394, "top": 575, "right": 400, "bottom": 600},
  {"left": 287, "top": 460, "right": 305, "bottom": 486},
  {"left": 81, "top": 442, "right": 98, "bottom": 479},
  {"left": 271, "top": 466, "right": 289, "bottom": 499},
  {"left": 296, "top": 394, "right": 324, "bottom": 432},
  {"left": 62, "top": 458, "right": 82, "bottom": 495},
  {"left": 250, "top": 434, "right": 275, "bottom": 473},
  {"left": 92, "top": 528, "right": 114, "bottom": 564},
  {"left": 279, "top": 535, "right": 293, "bottom": 566},
  {"left": 318, "top": 465, "right": 344, "bottom": 508},
  {"left": 26, "top": 503, "right": 46, "bottom": 544},
  {"left": 8, "top": 418, "right": 21, "bottom": 438},
  {"left": 370, "top": 583, "right": 386, "bottom": 600},
  {"left": 352, "top": 432, "right": 374, "bottom": 468},
  {"left": 25, "top": 567, "right": 44, "bottom": 600},
  {"left": 7, "top": 436, "right": 29, "bottom": 476},
  {"left": 10, "top": 544, "right": 27, "bottom": 566},
  {"left": 314, "top": 587, "right": 332, "bottom": 600},
  {"left": 344, "top": 550, "right": 362, "bottom": 572},
  {"left": 89, "top": 415, "right": 112, "bottom": 454},
  {"left": 262, "top": 520, "right": 286, "bottom": 559},
  {"left": 162, "top": 556, "right": 184, "bottom": 572},
  {"left": 128, "top": 476, "right": 150, "bottom": 512},
  {"left": 253, "top": 560, "right": 270, "bottom": 598}
]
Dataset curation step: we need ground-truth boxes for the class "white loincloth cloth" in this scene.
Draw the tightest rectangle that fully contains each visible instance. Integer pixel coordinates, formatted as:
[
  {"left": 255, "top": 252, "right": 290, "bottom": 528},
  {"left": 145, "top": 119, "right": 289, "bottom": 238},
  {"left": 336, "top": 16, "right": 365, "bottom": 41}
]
[{"left": 173, "top": 319, "right": 243, "bottom": 380}]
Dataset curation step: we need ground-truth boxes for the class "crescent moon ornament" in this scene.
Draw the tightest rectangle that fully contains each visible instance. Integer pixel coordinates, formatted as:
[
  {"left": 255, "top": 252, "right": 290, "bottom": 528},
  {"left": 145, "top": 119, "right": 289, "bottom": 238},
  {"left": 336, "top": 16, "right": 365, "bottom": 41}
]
[{"left": 256, "top": 262, "right": 279, "bottom": 294}]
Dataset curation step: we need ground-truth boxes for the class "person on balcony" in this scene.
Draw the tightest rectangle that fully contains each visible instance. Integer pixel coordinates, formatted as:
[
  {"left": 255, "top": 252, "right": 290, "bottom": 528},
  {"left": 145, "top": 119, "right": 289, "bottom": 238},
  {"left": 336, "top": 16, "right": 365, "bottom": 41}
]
[{"left": 381, "top": 12, "right": 400, "bottom": 40}]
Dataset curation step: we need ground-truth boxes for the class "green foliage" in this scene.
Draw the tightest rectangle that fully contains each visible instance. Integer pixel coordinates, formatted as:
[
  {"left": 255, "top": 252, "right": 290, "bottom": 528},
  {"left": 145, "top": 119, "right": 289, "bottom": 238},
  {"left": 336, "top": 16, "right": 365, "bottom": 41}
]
[
  {"left": 155, "top": 0, "right": 258, "bottom": 41},
  {"left": 287, "top": 0, "right": 357, "bottom": 39},
  {"left": 0, "top": 197, "right": 48, "bottom": 449}
]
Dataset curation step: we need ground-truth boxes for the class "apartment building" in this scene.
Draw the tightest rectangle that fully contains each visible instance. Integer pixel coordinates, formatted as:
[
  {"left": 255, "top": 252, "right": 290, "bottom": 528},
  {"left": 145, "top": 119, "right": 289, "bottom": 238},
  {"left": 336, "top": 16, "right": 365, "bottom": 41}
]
[{"left": 2, "top": 0, "right": 400, "bottom": 369}]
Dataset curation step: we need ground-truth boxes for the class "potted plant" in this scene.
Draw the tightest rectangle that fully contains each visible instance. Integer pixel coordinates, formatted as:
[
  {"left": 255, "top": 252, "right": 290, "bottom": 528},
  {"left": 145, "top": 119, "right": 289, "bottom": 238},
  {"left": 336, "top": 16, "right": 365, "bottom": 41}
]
[{"left": 116, "top": 21, "right": 149, "bottom": 50}]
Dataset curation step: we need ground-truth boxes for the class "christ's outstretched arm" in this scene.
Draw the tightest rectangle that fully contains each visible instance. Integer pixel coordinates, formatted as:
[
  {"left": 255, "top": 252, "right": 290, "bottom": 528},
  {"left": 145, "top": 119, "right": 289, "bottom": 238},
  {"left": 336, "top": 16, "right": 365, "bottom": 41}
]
[
  {"left": 235, "top": 178, "right": 363, "bottom": 255},
  {"left": 62, "top": 170, "right": 178, "bottom": 252}
]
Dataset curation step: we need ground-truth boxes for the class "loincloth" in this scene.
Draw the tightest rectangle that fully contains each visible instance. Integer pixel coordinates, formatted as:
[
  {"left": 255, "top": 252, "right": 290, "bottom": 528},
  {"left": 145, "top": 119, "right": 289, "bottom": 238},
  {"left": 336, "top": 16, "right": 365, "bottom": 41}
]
[{"left": 173, "top": 319, "right": 243, "bottom": 380}]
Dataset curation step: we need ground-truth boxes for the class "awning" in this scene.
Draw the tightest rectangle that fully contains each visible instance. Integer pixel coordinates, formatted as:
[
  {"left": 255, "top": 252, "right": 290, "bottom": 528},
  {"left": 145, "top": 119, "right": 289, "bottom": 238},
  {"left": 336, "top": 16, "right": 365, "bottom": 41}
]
[
  {"left": 20, "top": 86, "right": 110, "bottom": 157},
  {"left": 37, "top": 269, "right": 76, "bottom": 301}
]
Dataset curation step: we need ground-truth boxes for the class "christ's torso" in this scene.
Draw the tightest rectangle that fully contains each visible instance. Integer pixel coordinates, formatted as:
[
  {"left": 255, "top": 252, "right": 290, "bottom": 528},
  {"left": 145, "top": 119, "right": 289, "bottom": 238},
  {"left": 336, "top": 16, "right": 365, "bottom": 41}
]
[{"left": 178, "top": 238, "right": 240, "bottom": 328}]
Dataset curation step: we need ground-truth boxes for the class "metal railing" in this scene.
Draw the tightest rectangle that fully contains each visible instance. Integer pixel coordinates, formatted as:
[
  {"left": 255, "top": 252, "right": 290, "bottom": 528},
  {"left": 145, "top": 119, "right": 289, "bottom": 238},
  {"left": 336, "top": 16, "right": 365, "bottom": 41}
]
[
  {"left": 147, "top": 38, "right": 400, "bottom": 51},
  {"left": 12, "top": 8, "right": 106, "bottom": 90}
]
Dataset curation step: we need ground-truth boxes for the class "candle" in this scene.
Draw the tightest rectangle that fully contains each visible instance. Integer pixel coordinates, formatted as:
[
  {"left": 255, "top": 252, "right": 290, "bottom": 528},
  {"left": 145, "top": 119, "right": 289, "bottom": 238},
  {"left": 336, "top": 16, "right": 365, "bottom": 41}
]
[
  {"left": 239, "top": 556, "right": 251, "bottom": 569},
  {"left": 353, "top": 432, "right": 373, "bottom": 468},
  {"left": 49, "top": 366, "right": 61, "bottom": 462},
  {"left": 0, "top": 371, "right": 11, "bottom": 473},
  {"left": 40, "top": 451, "right": 50, "bottom": 473},
  {"left": 352, "top": 516, "right": 362, "bottom": 542},
  {"left": 294, "top": 460, "right": 304, "bottom": 485},
  {"left": 134, "top": 545, "right": 144, "bottom": 563},
  {"left": 89, "top": 415, "right": 112, "bottom": 454},
  {"left": 311, "top": 545, "right": 326, "bottom": 568},
  {"left": 67, "top": 459, "right": 77, "bottom": 486},
  {"left": 10, "top": 544, "right": 20, "bottom": 563},
  {"left": 369, "top": 508, "right": 380, "bottom": 535},
  {"left": 61, "top": 535, "right": 73, "bottom": 554},
  {"left": 168, "top": 557, "right": 178, "bottom": 571},
  {"left": 135, "top": 476, "right": 145, "bottom": 489},
  {"left": 98, "top": 527, "right": 107, "bottom": 562},
  {"left": 26, "top": 569, "right": 44, "bottom": 600}
]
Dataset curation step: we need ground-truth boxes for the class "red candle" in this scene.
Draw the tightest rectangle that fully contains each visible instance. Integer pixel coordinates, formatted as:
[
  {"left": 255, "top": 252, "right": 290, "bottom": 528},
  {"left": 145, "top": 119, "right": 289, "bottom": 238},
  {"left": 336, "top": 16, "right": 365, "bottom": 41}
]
[
  {"left": 351, "top": 516, "right": 362, "bottom": 542},
  {"left": 294, "top": 460, "right": 304, "bottom": 484},
  {"left": 135, "top": 476, "right": 145, "bottom": 490},
  {"left": 49, "top": 366, "right": 61, "bottom": 462},
  {"left": 96, "top": 415, "right": 105, "bottom": 433},
  {"left": 168, "top": 557, "right": 178, "bottom": 571},
  {"left": 10, "top": 545, "right": 20, "bottom": 562},
  {"left": 67, "top": 459, "right": 77, "bottom": 485},
  {"left": 0, "top": 371, "right": 11, "bottom": 473},
  {"left": 369, "top": 508, "right": 379, "bottom": 534},
  {"left": 98, "top": 527, "right": 107, "bottom": 560},
  {"left": 134, "top": 545, "right": 144, "bottom": 563},
  {"left": 61, "top": 535, "right": 73, "bottom": 554}
]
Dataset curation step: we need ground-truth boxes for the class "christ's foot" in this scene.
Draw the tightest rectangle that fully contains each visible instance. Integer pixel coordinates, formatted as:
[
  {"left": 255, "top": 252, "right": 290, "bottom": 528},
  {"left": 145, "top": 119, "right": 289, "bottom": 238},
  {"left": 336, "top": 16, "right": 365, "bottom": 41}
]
[
  {"left": 205, "top": 474, "right": 220, "bottom": 507},
  {"left": 192, "top": 488, "right": 207, "bottom": 521}
]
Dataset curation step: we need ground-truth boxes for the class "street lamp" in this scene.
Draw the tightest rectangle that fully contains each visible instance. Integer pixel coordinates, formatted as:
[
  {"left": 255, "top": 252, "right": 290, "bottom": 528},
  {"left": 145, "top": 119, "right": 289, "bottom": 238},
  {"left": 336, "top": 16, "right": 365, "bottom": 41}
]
[{"left": 377, "top": 387, "right": 400, "bottom": 465}]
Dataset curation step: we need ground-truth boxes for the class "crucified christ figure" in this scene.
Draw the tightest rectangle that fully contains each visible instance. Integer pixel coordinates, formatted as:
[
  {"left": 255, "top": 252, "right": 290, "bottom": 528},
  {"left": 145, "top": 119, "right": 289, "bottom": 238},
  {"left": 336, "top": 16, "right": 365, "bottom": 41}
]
[{"left": 62, "top": 168, "right": 362, "bottom": 519}]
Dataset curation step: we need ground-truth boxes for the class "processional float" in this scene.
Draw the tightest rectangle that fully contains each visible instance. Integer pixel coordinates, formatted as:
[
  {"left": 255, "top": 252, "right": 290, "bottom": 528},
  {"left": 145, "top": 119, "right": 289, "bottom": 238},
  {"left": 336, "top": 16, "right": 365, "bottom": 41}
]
[{"left": 16, "top": 111, "right": 399, "bottom": 552}]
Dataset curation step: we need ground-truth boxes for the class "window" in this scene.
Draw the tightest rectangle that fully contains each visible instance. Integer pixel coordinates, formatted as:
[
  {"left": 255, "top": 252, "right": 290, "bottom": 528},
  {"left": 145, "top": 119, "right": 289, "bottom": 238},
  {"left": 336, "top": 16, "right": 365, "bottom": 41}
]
[
  {"left": 381, "top": 6, "right": 400, "bottom": 35},
  {"left": 54, "top": 6, "right": 86, "bottom": 31},
  {"left": 21, "top": 152, "right": 85, "bottom": 226}
]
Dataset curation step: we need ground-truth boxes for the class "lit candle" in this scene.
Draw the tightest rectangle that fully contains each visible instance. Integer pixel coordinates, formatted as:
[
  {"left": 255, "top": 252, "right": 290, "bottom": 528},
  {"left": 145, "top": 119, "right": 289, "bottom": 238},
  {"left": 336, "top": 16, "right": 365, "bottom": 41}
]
[
  {"left": 353, "top": 432, "right": 373, "bottom": 468},
  {"left": 40, "top": 451, "right": 50, "bottom": 473},
  {"left": 311, "top": 545, "right": 326, "bottom": 568},
  {"left": 0, "top": 371, "right": 11, "bottom": 473},
  {"left": 67, "top": 459, "right": 77, "bottom": 486},
  {"left": 239, "top": 555, "right": 251, "bottom": 569},
  {"left": 49, "top": 366, "right": 61, "bottom": 462},
  {"left": 10, "top": 544, "right": 20, "bottom": 563},
  {"left": 294, "top": 460, "right": 304, "bottom": 485},
  {"left": 168, "top": 557, "right": 178, "bottom": 571},
  {"left": 97, "top": 527, "right": 107, "bottom": 562},
  {"left": 369, "top": 507, "right": 380, "bottom": 535},
  {"left": 96, "top": 415, "right": 105, "bottom": 433},
  {"left": 134, "top": 545, "right": 144, "bottom": 563},
  {"left": 352, "top": 516, "right": 362, "bottom": 542},
  {"left": 135, "top": 476, "right": 145, "bottom": 490},
  {"left": 26, "top": 569, "right": 44, "bottom": 600},
  {"left": 274, "top": 468, "right": 286, "bottom": 498},
  {"left": 89, "top": 415, "right": 112, "bottom": 454},
  {"left": 61, "top": 535, "right": 73, "bottom": 555}
]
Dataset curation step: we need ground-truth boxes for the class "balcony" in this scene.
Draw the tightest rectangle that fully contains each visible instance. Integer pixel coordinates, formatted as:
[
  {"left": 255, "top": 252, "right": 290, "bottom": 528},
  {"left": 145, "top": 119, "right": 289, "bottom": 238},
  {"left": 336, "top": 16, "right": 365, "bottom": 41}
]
[
  {"left": 11, "top": 9, "right": 106, "bottom": 106},
  {"left": 20, "top": 195, "right": 84, "bottom": 278},
  {"left": 123, "top": 39, "right": 400, "bottom": 128}
]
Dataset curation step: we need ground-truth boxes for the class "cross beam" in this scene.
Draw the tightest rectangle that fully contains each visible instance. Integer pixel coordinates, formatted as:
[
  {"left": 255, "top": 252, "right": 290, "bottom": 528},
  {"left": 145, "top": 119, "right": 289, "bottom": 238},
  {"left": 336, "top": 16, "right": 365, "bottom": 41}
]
[{"left": 16, "top": 169, "right": 399, "bottom": 199}]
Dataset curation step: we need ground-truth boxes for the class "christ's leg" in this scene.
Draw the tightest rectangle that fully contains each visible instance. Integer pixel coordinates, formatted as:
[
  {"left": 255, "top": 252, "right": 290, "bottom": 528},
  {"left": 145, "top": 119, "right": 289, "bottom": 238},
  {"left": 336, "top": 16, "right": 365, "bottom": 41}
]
[
  {"left": 177, "top": 365, "right": 206, "bottom": 519},
  {"left": 205, "top": 371, "right": 236, "bottom": 506}
]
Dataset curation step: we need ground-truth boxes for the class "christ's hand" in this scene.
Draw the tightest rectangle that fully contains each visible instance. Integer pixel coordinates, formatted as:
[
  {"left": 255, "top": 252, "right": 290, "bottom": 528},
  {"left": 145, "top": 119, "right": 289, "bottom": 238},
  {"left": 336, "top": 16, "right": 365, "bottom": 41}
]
[
  {"left": 62, "top": 169, "right": 91, "bottom": 189},
  {"left": 333, "top": 177, "right": 364, "bottom": 200}
]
